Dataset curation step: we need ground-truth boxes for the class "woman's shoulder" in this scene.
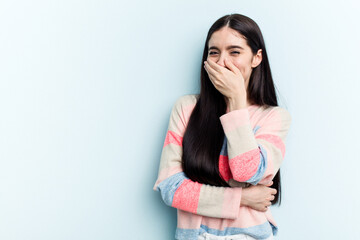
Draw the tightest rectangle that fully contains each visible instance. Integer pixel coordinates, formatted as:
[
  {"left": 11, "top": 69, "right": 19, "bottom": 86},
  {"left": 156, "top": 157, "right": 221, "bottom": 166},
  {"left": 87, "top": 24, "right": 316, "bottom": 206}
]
[
  {"left": 173, "top": 94, "right": 199, "bottom": 109},
  {"left": 169, "top": 94, "right": 199, "bottom": 132},
  {"left": 258, "top": 105, "right": 292, "bottom": 124}
]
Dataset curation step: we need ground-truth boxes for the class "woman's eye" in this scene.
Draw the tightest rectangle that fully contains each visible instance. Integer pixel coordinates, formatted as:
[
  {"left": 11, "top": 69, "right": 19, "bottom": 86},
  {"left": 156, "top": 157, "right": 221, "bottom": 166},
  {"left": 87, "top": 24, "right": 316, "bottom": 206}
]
[{"left": 208, "top": 51, "right": 239, "bottom": 55}]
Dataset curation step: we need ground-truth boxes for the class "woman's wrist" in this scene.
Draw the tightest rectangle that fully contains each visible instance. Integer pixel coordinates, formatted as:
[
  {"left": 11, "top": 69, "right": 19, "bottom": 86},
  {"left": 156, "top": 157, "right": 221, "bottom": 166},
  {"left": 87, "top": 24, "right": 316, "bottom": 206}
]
[
  {"left": 227, "top": 96, "right": 247, "bottom": 111},
  {"left": 240, "top": 187, "right": 249, "bottom": 207}
]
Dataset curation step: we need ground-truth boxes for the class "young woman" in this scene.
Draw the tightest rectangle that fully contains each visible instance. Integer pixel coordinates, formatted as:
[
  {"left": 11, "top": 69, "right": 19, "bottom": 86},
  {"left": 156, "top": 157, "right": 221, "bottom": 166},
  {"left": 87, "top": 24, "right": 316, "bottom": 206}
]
[{"left": 153, "top": 13, "right": 292, "bottom": 240}]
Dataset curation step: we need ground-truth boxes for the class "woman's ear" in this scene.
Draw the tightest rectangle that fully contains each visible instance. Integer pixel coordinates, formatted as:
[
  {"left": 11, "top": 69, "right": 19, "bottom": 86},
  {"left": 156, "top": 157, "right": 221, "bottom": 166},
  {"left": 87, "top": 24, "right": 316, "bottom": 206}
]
[{"left": 251, "top": 49, "right": 263, "bottom": 68}]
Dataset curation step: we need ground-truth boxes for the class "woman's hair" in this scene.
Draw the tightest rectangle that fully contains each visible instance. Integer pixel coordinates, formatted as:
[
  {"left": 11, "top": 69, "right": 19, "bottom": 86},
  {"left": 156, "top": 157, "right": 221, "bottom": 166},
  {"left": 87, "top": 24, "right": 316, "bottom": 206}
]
[{"left": 181, "top": 13, "right": 282, "bottom": 205}]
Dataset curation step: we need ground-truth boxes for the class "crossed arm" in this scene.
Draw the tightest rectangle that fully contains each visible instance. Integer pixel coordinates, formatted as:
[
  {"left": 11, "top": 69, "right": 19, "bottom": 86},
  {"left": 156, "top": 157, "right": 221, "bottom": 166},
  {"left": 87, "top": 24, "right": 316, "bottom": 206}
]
[{"left": 153, "top": 95, "right": 292, "bottom": 219}]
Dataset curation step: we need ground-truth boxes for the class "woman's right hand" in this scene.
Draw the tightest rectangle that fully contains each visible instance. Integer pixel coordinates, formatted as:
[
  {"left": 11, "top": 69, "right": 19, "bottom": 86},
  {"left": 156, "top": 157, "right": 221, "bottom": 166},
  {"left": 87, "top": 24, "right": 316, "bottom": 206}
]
[{"left": 240, "top": 181, "right": 277, "bottom": 212}]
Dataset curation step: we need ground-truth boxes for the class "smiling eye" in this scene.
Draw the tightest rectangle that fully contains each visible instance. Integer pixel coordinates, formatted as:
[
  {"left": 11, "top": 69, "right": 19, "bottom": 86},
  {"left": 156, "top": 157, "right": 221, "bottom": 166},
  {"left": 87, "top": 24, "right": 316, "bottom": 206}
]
[
  {"left": 209, "top": 51, "right": 218, "bottom": 55},
  {"left": 231, "top": 51, "right": 240, "bottom": 54}
]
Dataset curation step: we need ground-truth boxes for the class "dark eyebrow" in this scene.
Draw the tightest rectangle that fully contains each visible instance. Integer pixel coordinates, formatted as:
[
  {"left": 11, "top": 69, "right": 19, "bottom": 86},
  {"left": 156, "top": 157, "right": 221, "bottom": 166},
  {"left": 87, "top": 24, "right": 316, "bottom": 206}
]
[{"left": 208, "top": 45, "right": 244, "bottom": 51}]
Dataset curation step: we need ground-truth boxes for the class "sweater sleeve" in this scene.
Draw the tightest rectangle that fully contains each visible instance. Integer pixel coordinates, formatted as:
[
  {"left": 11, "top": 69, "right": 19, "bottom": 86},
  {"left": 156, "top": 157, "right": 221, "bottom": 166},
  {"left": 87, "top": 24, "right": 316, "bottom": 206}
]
[
  {"left": 219, "top": 106, "right": 292, "bottom": 185},
  {"left": 153, "top": 95, "right": 242, "bottom": 220}
]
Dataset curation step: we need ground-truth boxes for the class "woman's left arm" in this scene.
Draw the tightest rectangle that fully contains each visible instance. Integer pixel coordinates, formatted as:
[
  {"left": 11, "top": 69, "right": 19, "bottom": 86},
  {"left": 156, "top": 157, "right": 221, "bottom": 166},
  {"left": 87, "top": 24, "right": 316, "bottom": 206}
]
[{"left": 220, "top": 106, "right": 292, "bottom": 185}]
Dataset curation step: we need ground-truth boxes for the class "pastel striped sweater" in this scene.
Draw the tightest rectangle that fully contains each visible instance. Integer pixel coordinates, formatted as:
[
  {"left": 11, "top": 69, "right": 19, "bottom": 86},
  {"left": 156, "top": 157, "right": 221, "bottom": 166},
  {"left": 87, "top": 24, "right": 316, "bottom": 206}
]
[{"left": 153, "top": 94, "right": 292, "bottom": 240}]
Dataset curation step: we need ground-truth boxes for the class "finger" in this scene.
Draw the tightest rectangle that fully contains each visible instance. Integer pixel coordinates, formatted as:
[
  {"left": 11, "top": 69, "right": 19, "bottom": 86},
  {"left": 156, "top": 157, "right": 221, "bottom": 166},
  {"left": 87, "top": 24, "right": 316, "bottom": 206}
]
[
  {"left": 266, "top": 196, "right": 274, "bottom": 201},
  {"left": 263, "top": 181, "right": 273, "bottom": 187},
  {"left": 271, "top": 188, "right": 277, "bottom": 195},
  {"left": 206, "top": 59, "right": 223, "bottom": 73},
  {"left": 208, "top": 69, "right": 218, "bottom": 89},
  {"left": 204, "top": 61, "right": 220, "bottom": 78},
  {"left": 208, "top": 75, "right": 218, "bottom": 88},
  {"left": 258, "top": 206, "right": 266, "bottom": 212},
  {"left": 204, "top": 66, "right": 219, "bottom": 88},
  {"left": 224, "top": 58, "right": 240, "bottom": 74}
]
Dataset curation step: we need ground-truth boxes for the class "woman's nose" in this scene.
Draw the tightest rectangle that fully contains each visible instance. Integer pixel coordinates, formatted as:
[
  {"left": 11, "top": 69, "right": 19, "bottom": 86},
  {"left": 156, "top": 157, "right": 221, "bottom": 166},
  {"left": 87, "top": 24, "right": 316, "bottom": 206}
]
[{"left": 216, "top": 55, "right": 227, "bottom": 67}]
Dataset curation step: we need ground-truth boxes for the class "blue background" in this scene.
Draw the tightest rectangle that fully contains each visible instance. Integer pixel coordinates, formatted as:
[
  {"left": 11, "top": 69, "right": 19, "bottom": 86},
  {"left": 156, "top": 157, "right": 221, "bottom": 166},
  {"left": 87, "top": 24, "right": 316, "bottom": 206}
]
[{"left": 0, "top": 0, "right": 359, "bottom": 239}]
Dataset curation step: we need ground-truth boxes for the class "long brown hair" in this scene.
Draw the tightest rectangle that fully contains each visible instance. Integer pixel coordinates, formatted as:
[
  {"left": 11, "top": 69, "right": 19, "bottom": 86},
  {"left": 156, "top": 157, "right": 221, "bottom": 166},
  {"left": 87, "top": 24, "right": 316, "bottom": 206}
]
[{"left": 181, "top": 13, "right": 282, "bottom": 205}]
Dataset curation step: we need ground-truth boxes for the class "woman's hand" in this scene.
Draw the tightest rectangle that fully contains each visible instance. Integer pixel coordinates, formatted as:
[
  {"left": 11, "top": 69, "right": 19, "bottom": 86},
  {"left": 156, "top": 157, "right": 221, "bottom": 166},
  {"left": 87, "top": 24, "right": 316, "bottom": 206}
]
[
  {"left": 204, "top": 58, "right": 247, "bottom": 105},
  {"left": 240, "top": 181, "right": 277, "bottom": 212}
]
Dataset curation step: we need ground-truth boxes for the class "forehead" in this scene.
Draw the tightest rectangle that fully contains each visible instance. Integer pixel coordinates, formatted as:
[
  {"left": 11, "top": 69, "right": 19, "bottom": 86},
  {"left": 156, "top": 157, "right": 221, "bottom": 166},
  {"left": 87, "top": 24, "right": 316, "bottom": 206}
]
[{"left": 208, "top": 27, "right": 248, "bottom": 49}]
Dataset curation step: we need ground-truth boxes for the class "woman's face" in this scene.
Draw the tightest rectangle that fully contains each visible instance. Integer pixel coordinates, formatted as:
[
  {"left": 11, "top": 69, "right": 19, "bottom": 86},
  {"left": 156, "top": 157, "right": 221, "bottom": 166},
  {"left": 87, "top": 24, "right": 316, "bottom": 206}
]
[{"left": 207, "top": 26, "right": 262, "bottom": 89}]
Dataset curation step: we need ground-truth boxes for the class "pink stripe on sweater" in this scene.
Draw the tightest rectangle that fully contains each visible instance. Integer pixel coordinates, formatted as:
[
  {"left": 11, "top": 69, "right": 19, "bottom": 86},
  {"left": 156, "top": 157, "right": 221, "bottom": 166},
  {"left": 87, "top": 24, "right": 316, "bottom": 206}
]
[
  {"left": 264, "top": 208, "right": 277, "bottom": 228},
  {"left": 221, "top": 187, "right": 242, "bottom": 219},
  {"left": 177, "top": 209, "right": 203, "bottom": 228},
  {"left": 219, "top": 109, "right": 250, "bottom": 133},
  {"left": 153, "top": 165, "right": 183, "bottom": 191},
  {"left": 229, "top": 148, "right": 260, "bottom": 182},
  {"left": 163, "top": 130, "right": 183, "bottom": 148},
  {"left": 256, "top": 134, "right": 285, "bottom": 157},
  {"left": 219, "top": 155, "right": 232, "bottom": 181},
  {"left": 172, "top": 179, "right": 202, "bottom": 213},
  {"left": 203, "top": 206, "right": 269, "bottom": 229},
  {"left": 176, "top": 103, "right": 196, "bottom": 136}
]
